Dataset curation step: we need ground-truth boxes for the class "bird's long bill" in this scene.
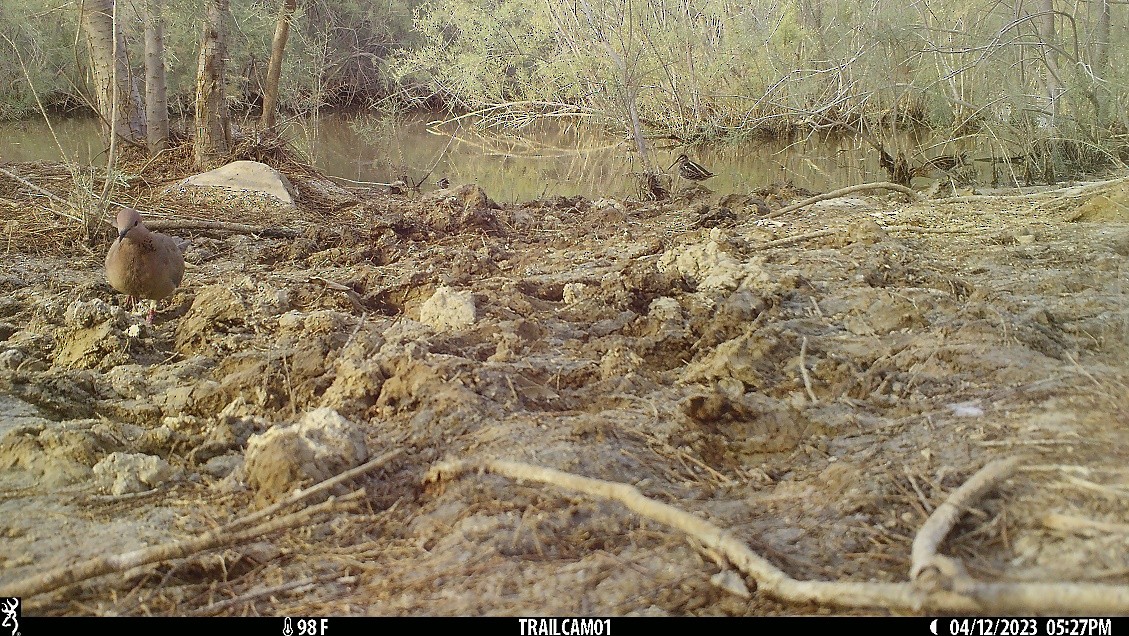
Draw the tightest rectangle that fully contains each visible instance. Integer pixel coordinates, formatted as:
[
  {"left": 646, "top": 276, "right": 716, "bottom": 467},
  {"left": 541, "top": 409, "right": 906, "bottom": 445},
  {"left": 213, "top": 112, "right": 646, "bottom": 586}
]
[{"left": 667, "top": 157, "right": 680, "bottom": 170}]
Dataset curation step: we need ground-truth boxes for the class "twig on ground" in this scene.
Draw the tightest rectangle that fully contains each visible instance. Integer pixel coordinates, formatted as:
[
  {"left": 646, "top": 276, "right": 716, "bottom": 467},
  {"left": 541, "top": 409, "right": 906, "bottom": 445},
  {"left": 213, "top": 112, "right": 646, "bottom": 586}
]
[
  {"left": 1042, "top": 513, "right": 1129, "bottom": 537},
  {"left": 799, "top": 336, "right": 818, "bottom": 404},
  {"left": 905, "top": 470, "right": 934, "bottom": 514},
  {"left": 3, "top": 449, "right": 401, "bottom": 600},
  {"left": 187, "top": 574, "right": 349, "bottom": 616},
  {"left": 936, "top": 175, "right": 1129, "bottom": 204},
  {"left": 227, "top": 448, "right": 403, "bottom": 533},
  {"left": 911, "top": 457, "right": 1022, "bottom": 585},
  {"left": 0, "top": 491, "right": 364, "bottom": 599},
  {"left": 309, "top": 276, "right": 366, "bottom": 313},
  {"left": 769, "top": 182, "right": 918, "bottom": 218},
  {"left": 755, "top": 228, "right": 836, "bottom": 250},
  {"left": 1061, "top": 474, "right": 1129, "bottom": 500},
  {"left": 883, "top": 224, "right": 981, "bottom": 234}
]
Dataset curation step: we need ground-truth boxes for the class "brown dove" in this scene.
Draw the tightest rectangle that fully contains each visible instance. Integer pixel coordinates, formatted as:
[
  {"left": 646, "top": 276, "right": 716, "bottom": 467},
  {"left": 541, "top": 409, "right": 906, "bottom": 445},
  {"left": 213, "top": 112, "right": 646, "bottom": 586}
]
[{"left": 105, "top": 207, "right": 185, "bottom": 322}]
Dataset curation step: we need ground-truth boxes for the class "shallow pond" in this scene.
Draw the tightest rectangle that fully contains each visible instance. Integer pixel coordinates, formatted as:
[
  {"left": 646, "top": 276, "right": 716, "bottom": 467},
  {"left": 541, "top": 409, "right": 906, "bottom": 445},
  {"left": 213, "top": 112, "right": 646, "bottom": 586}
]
[{"left": 0, "top": 112, "right": 1014, "bottom": 202}]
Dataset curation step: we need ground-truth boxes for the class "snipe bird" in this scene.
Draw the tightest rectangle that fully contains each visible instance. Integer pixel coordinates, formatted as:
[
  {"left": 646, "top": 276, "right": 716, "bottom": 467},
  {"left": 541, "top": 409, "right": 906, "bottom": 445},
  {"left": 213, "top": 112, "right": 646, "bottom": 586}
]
[
  {"left": 669, "top": 154, "right": 715, "bottom": 181},
  {"left": 913, "top": 152, "right": 969, "bottom": 177}
]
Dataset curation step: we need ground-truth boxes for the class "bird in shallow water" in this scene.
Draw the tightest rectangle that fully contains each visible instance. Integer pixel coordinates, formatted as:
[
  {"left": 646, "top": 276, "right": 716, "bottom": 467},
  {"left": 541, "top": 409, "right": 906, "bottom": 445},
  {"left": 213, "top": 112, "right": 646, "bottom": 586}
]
[
  {"left": 669, "top": 153, "right": 715, "bottom": 181},
  {"left": 105, "top": 207, "right": 185, "bottom": 323},
  {"left": 913, "top": 152, "right": 969, "bottom": 177}
]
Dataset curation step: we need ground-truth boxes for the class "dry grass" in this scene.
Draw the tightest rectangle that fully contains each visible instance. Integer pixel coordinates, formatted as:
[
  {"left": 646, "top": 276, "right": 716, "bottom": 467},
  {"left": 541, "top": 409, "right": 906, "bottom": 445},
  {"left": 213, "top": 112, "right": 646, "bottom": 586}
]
[{"left": 0, "top": 134, "right": 359, "bottom": 254}]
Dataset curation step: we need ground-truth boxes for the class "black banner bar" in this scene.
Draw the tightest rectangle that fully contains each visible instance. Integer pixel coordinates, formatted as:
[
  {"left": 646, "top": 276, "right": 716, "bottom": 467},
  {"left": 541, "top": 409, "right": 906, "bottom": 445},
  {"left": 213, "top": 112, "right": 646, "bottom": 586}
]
[{"left": 9, "top": 616, "right": 1126, "bottom": 636}]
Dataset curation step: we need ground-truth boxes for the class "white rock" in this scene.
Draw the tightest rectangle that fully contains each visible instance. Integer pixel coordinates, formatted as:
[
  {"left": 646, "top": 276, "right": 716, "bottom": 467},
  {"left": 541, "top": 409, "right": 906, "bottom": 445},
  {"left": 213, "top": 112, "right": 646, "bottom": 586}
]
[
  {"left": 0, "top": 349, "right": 25, "bottom": 370},
  {"left": 175, "top": 160, "right": 297, "bottom": 205},
  {"left": 93, "top": 452, "right": 172, "bottom": 495},
  {"left": 562, "top": 283, "right": 589, "bottom": 304},
  {"left": 419, "top": 286, "right": 476, "bottom": 332},
  {"left": 648, "top": 297, "right": 682, "bottom": 322},
  {"left": 658, "top": 241, "right": 760, "bottom": 292},
  {"left": 243, "top": 407, "right": 368, "bottom": 504}
]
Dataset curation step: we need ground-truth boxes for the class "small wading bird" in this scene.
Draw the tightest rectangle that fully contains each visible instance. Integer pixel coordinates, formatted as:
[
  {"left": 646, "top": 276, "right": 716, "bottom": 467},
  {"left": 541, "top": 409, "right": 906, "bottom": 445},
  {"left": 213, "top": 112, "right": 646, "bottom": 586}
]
[
  {"left": 669, "top": 153, "right": 715, "bottom": 181},
  {"left": 105, "top": 207, "right": 186, "bottom": 324},
  {"left": 913, "top": 152, "right": 969, "bottom": 177}
]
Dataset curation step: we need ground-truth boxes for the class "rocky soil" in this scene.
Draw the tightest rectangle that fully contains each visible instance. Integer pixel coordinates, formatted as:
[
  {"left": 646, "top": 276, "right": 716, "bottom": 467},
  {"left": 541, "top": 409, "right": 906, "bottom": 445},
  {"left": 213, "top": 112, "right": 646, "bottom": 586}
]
[{"left": 1, "top": 170, "right": 1127, "bottom": 615}]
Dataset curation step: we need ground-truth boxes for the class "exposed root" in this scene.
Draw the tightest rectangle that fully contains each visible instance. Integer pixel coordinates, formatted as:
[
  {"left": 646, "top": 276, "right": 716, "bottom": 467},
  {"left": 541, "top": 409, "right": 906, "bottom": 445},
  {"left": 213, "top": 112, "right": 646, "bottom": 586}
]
[
  {"left": 911, "top": 456, "right": 1022, "bottom": 586},
  {"left": 426, "top": 457, "right": 1129, "bottom": 614}
]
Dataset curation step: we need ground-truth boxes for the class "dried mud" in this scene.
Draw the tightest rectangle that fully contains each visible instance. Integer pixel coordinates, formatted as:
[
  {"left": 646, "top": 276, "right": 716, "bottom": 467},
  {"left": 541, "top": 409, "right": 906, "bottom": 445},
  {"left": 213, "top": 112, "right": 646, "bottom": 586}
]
[{"left": 1, "top": 175, "right": 1128, "bottom": 616}]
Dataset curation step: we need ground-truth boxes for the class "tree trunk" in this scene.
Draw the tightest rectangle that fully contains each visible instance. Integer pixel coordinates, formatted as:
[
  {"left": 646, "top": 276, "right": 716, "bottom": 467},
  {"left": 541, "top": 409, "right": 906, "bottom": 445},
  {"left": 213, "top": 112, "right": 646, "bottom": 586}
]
[
  {"left": 194, "top": 0, "right": 231, "bottom": 167},
  {"left": 797, "top": 0, "right": 828, "bottom": 61},
  {"left": 144, "top": 0, "right": 170, "bottom": 153},
  {"left": 1035, "top": 0, "right": 1063, "bottom": 115},
  {"left": 1093, "top": 0, "right": 1110, "bottom": 73},
  {"left": 1034, "top": 0, "right": 1063, "bottom": 183},
  {"left": 1088, "top": 0, "right": 1111, "bottom": 129},
  {"left": 260, "top": 0, "right": 297, "bottom": 130},
  {"left": 80, "top": 0, "right": 146, "bottom": 145}
]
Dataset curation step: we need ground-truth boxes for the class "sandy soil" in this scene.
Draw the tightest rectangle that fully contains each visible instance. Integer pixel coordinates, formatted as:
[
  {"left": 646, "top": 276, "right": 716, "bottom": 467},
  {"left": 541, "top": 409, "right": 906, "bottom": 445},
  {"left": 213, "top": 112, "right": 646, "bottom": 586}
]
[{"left": 0, "top": 167, "right": 1127, "bottom": 616}]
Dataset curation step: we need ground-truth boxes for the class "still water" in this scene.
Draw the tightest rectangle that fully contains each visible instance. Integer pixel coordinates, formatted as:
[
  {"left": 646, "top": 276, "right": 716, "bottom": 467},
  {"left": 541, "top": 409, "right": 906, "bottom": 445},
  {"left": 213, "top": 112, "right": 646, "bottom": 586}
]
[
  {"left": 302, "top": 113, "right": 884, "bottom": 202},
  {"left": 0, "top": 112, "right": 995, "bottom": 202}
]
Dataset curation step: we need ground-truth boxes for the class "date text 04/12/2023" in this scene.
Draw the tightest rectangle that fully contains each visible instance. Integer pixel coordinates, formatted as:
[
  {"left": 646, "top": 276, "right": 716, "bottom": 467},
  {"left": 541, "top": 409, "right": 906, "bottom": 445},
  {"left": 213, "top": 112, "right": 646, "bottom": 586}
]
[
  {"left": 946, "top": 618, "right": 1112, "bottom": 636},
  {"left": 519, "top": 619, "right": 611, "bottom": 636}
]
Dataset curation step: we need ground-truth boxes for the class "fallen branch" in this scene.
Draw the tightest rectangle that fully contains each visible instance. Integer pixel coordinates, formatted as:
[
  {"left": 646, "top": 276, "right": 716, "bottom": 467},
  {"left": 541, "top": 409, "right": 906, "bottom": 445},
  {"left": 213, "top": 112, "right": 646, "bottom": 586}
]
[
  {"left": 936, "top": 175, "right": 1129, "bottom": 204},
  {"left": 1, "top": 447, "right": 401, "bottom": 599},
  {"left": 1043, "top": 513, "right": 1129, "bottom": 537},
  {"left": 754, "top": 222, "right": 980, "bottom": 251},
  {"left": 769, "top": 181, "right": 918, "bottom": 218},
  {"left": 145, "top": 219, "right": 299, "bottom": 238},
  {"left": 883, "top": 224, "right": 981, "bottom": 234},
  {"left": 425, "top": 458, "right": 1129, "bottom": 614}
]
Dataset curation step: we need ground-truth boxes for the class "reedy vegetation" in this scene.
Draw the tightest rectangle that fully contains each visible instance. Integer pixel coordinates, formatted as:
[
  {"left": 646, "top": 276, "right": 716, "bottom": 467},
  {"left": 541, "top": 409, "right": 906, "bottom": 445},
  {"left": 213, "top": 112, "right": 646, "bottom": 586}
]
[{"left": 1, "top": 0, "right": 1126, "bottom": 171}]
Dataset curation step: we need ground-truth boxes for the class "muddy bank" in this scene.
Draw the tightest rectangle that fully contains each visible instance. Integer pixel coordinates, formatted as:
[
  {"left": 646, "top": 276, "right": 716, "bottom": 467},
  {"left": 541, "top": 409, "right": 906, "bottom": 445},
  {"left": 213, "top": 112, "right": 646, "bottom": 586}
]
[{"left": 1, "top": 172, "right": 1127, "bottom": 615}]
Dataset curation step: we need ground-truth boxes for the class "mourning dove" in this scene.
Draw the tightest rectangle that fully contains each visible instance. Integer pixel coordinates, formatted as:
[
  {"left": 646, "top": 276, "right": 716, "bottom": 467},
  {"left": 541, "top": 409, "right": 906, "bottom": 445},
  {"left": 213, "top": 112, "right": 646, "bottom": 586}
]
[{"left": 105, "top": 207, "right": 185, "bottom": 322}]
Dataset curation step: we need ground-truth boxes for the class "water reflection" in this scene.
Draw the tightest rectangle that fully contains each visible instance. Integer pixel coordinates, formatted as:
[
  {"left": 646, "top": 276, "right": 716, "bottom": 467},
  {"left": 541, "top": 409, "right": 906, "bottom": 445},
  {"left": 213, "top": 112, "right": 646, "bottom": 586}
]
[
  {"left": 0, "top": 113, "right": 1010, "bottom": 202},
  {"left": 295, "top": 113, "right": 890, "bottom": 202},
  {"left": 0, "top": 117, "right": 110, "bottom": 164}
]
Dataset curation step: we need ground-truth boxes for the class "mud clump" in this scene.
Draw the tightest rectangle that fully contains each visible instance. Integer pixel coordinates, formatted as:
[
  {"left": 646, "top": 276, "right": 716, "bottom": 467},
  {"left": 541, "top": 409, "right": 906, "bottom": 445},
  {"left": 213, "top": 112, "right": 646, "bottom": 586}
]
[
  {"left": 0, "top": 422, "right": 112, "bottom": 487},
  {"left": 53, "top": 299, "right": 137, "bottom": 370},
  {"left": 243, "top": 407, "right": 369, "bottom": 506},
  {"left": 93, "top": 451, "right": 174, "bottom": 495},
  {"left": 419, "top": 286, "right": 477, "bottom": 332}
]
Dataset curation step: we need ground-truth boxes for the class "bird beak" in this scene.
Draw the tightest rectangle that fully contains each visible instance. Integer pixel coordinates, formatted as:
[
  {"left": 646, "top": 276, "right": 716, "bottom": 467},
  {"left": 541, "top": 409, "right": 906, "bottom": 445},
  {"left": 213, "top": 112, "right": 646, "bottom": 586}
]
[
  {"left": 667, "top": 158, "right": 679, "bottom": 170},
  {"left": 118, "top": 227, "right": 130, "bottom": 240}
]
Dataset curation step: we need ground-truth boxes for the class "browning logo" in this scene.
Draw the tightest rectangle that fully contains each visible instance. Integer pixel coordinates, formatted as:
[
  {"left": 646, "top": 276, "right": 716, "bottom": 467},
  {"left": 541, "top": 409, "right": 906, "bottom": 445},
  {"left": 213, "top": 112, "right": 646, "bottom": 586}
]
[{"left": 0, "top": 598, "right": 18, "bottom": 636}]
